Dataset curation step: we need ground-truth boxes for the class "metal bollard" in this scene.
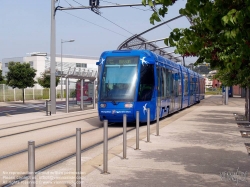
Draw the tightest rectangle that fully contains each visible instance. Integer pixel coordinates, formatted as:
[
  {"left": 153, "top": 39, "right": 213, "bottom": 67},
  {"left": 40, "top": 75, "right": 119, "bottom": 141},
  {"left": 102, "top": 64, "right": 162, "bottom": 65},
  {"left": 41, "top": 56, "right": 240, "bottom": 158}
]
[
  {"left": 102, "top": 120, "right": 109, "bottom": 174},
  {"left": 76, "top": 128, "right": 81, "bottom": 187},
  {"left": 46, "top": 100, "right": 51, "bottom": 116},
  {"left": 66, "top": 78, "right": 69, "bottom": 113},
  {"left": 225, "top": 86, "right": 228, "bottom": 105},
  {"left": 147, "top": 108, "right": 150, "bottom": 142},
  {"left": 135, "top": 111, "right": 140, "bottom": 150},
  {"left": 123, "top": 114, "right": 127, "bottom": 159},
  {"left": 156, "top": 106, "right": 159, "bottom": 136},
  {"left": 28, "top": 141, "right": 36, "bottom": 187}
]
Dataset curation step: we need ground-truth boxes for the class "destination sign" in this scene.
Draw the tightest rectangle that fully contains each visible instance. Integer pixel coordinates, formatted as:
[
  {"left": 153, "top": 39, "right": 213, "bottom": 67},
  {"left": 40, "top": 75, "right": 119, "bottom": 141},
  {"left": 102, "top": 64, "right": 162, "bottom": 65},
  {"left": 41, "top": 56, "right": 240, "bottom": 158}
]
[{"left": 106, "top": 56, "right": 139, "bottom": 65}]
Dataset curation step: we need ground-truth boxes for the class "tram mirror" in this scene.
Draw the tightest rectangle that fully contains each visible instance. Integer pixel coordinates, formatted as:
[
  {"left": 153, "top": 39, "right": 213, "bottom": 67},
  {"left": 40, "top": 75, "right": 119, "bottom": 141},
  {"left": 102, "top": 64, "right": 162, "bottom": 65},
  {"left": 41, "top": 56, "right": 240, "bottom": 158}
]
[{"left": 96, "top": 61, "right": 100, "bottom": 65}]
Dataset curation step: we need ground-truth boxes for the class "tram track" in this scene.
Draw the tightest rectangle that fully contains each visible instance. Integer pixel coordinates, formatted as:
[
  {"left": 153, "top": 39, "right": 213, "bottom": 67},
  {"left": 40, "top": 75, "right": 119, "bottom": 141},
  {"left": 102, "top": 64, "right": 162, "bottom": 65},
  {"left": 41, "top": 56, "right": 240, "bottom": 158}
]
[
  {"left": 0, "top": 125, "right": 101, "bottom": 160},
  {"left": 1, "top": 124, "right": 135, "bottom": 186},
  {"left": 0, "top": 110, "right": 98, "bottom": 130},
  {"left": 3, "top": 125, "right": 135, "bottom": 187},
  {"left": 0, "top": 113, "right": 98, "bottom": 138}
]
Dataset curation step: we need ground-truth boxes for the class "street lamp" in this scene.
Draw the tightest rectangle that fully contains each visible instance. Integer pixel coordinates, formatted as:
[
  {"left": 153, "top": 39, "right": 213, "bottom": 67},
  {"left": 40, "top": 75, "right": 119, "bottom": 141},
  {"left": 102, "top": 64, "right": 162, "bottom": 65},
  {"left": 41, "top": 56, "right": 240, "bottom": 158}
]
[{"left": 61, "top": 39, "right": 75, "bottom": 100}]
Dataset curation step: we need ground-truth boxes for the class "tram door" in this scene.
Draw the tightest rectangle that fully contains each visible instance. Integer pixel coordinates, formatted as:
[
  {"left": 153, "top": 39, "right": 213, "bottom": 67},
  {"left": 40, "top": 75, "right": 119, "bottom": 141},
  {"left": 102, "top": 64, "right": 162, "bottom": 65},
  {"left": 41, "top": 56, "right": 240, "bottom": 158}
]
[
  {"left": 173, "top": 72, "right": 181, "bottom": 111},
  {"left": 189, "top": 76, "right": 193, "bottom": 105},
  {"left": 157, "top": 66, "right": 161, "bottom": 112},
  {"left": 177, "top": 73, "right": 182, "bottom": 110},
  {"left": 170, "top": 71, "right": 175, "bottom": 112}
]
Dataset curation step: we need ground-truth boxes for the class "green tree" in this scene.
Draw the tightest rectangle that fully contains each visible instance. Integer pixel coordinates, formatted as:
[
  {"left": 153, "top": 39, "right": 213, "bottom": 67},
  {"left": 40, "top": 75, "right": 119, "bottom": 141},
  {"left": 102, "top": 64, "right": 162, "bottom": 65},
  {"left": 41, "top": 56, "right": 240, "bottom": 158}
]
[
  {"left": 6, "top": 62, "right": 37, "bottom": 103},
  {"left": 37, "top": 71, "right": 60, "bottom": 88},
  {"left": 0, "top": 70, "right": 6, "bottom": 84},
  {"left": 143, "top": 0, "right": 250, "bottom": 119},
  {"left": 142, "top": 0, "right": 250, "bottom": 87}
]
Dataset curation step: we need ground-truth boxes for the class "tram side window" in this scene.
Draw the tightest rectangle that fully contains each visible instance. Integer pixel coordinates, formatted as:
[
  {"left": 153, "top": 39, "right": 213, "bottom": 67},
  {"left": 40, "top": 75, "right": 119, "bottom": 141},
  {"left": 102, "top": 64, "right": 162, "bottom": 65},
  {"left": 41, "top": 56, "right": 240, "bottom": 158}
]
[
  {"left": 190, "top": 76, "right": 193, "bottom": 95},
  {"left": 166, "top": 70, "right": 171, "bottom": 98},
  {"left": 169, "top": 71, "right": 173, "bottom": 97},
  {"left": 178, "top": 73, "right": 182, "bottom": 96},
  {"left": 157, "top": 66, "right": 162, "bottom": 97},
  {"left": 162, "top": 68, "right": 167, "bottom": 98},
  {"left": 184, "top": 74, "right": 188, "bottom": 96},
  {"left": 172, "top": 72, "right": 176, "bottom": 97},
  {"left": 176, "top": 75, "right": 179, "bottom": 97},
  {"left": 137, "top": 64, "right": 155, "bottom": 101},
  {"left": 194, "top": 78, "right": 198, "bottom": 94},
  {"left": 173, "top": 73, "right": 179, "bottom": 97}
]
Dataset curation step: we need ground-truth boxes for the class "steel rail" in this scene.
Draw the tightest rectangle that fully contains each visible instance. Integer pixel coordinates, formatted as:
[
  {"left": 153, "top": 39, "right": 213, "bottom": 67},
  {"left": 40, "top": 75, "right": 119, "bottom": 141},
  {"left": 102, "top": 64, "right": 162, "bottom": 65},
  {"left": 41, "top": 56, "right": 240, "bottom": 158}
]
[
  {"left": 3, "top": 125, "right": 135, "bottom": 187},
  {"left": 0, "top": 110, "right": 98, "bottom": 130},
  {"left": 0, "top": 115, "right": 98, "bottom": 139},
  {"left": 0, "top": 125, "right": 101, "bottom": 160}
]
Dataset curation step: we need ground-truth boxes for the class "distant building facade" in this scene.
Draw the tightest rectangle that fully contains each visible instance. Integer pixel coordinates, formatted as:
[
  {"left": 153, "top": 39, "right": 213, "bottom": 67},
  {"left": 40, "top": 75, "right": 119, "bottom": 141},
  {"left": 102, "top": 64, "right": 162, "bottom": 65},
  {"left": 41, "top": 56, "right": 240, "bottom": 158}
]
[{"left": 2, "top": 54, "right": 99, "bottom": 89}]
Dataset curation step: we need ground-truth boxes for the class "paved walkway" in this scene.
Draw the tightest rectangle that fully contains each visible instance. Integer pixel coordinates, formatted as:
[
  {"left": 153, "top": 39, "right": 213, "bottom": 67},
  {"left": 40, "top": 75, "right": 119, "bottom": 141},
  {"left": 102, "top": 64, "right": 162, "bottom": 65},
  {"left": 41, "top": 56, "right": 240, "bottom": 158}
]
[
  {"left": 79, "top": 96, "right": 249, "bottom": 187},
  {"left": 3, "top": 95, "right": 250, "bottom": 187}
]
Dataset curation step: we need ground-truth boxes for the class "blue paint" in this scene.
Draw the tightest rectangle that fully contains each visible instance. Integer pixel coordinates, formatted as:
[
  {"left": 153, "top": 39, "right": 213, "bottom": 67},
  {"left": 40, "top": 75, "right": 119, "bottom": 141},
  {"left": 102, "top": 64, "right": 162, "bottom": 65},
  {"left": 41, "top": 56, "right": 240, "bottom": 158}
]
[{"left": 96, "top": 50, "right": 205, "bottom": 123}]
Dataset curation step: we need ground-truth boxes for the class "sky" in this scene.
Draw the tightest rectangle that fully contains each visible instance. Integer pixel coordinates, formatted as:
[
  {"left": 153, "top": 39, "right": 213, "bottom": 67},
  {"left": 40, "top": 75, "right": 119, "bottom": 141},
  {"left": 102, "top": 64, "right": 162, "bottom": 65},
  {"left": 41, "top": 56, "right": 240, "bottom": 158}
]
[{"left": 0, "top": 0, "right": 196, "bottom": 64}]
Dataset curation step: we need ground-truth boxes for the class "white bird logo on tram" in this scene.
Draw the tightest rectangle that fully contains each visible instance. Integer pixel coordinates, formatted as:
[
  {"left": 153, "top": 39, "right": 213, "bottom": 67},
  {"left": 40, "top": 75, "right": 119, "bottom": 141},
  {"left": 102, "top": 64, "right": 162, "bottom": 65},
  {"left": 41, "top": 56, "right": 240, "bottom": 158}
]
[
  {"left": 140, "top": 57, "right": 148, "bottom": 66},
  {"left": 99, "top": 58, "right": 105, "bottom": 66},
  {"left": 143, "top": 103, "right": 148, "bottom": 115}
]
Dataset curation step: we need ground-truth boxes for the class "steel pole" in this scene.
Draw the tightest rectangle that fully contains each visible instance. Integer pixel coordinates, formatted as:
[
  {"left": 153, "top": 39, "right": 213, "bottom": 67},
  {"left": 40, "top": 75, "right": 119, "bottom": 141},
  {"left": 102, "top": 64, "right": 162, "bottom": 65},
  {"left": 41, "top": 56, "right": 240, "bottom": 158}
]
[
  {"left": 66, "top": 78, "right": 69, "bottom": 113},
  {"left": 147, "top": 108, "right": 150, "bottom": 142},
  {"left": 14, "top": 88, "right": 16, "bottom": 101},
  {"left": 81, "top": 79, "right": 83, "bottom": 110},
  {"left": 135, "top": 111, "right": 140, "bottom": 150},
  {"left": 28, "top": 141, "right": 35, "bottom": 187},
  {"left": 33, "top": 87, "right": 35, "bottom": 100},
  {"left": 50, "top": 0, "right": 56, "bottom": 114},
  {"left": 246, "top": 87, "right": 250, "bottom": 121},
  {"left": 156, "top": 106, "right": 160, "bottom": 136},
  {"left": 225, "top": 86, "right": 228, "bottom": 105},
  {"left": 93, "top": 81, "right": 96, "bottom": 109},
  {"left": 123, "top": 114, "right": 127, "bottom": 159},
  {"left": 61, "top": 39, "right": 63, "bottom": 100},
  {"left": 76, "top": 128, "right": 81, "bottom": 187},
  {"left": 3, "top": 85, "right": 5, "bottom": 102},
  {"left": 103, "top": 120, "right": 109, "bottom": 174}
]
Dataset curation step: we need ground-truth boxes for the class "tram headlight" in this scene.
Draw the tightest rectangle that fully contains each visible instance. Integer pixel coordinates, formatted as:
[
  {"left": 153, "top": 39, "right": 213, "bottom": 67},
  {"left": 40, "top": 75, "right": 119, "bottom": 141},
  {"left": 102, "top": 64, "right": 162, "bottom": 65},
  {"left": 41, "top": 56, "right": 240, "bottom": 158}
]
[
  {"left": 125, "top": 103, "right": 133, "bottom": 108},
  {"left": 100, "top": 103, "right": 107, "bottom": 108}
]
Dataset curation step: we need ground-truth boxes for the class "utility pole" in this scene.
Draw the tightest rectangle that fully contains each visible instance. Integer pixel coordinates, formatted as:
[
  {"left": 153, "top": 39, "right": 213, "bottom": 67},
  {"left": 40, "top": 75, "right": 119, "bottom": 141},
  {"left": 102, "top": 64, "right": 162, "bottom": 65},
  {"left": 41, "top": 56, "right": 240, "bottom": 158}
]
[{"left": 50, "top": 0, "right": 56, "bottom": 114}]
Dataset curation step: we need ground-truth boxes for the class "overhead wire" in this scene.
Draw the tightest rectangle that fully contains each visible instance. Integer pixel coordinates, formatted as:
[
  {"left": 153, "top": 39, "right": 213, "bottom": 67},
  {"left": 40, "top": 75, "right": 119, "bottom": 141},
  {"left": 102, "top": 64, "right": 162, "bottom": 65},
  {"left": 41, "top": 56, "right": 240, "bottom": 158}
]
[
  {"left": 67, "top": 0, "right": 135, "bottom": 36},
  {"left": 71, "top": 0, "right": 85, "bottom": 6},
  {"left": 64, "top": 0, "right": 73, "bottom": 7},
  {"left": 61, "top": 0, "right": 169, "bottom": 43},
  {"left": 98, "top": 14, "right": 134, "bottom": 35},
  {"left": 61, "top": 11, "right": 129, "bottom": 38},
  {"left": 151, "top": 5, "right": 172, "bottom": 31},
  {"left": 100, "top": 0, "right": 152, "bottom": 11}
]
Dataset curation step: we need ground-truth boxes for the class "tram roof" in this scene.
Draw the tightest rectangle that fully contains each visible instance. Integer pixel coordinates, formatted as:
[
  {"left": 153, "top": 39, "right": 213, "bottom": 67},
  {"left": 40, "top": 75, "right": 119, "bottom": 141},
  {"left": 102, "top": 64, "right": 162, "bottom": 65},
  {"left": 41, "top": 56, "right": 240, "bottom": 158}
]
[
  {"left": 99, "top": 50, "right": 203, "bottom": 78},
  {"left": 100, "top": 49, "right": 180, "bottom": 68}
]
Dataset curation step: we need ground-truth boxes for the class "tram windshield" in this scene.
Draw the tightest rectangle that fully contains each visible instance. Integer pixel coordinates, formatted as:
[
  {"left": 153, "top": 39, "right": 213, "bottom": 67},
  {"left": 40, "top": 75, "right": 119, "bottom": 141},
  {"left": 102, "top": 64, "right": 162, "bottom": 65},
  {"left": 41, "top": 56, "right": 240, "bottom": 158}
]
[{"left": 100, "top": 56, "right": 139, "bottom": 102}]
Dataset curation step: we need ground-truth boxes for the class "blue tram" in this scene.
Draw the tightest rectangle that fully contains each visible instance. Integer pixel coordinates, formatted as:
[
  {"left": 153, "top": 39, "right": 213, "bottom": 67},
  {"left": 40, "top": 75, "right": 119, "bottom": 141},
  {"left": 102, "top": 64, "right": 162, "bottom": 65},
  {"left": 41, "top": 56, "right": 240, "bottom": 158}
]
[{"left": 96, "top": 50, "right": 205, "bottom": 123}]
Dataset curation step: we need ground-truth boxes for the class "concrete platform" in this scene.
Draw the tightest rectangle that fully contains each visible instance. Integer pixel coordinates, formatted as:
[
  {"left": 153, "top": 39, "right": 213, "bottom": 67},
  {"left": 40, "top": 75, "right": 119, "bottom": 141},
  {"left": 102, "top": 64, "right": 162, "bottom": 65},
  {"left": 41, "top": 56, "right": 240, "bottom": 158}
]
[
  {"left": 3, "top": 95, "right": 250, "bottom": 187},
  {"left": 79, "top": 96, "right": 249, "bottom": 187}
]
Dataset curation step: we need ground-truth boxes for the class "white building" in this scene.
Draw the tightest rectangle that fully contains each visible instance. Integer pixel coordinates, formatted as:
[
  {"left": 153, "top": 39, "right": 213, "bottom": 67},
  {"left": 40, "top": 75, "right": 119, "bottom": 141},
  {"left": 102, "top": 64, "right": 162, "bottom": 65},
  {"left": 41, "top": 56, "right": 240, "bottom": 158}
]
[{"left": 2, "top": 54, "right": 99, "bottom": 89}]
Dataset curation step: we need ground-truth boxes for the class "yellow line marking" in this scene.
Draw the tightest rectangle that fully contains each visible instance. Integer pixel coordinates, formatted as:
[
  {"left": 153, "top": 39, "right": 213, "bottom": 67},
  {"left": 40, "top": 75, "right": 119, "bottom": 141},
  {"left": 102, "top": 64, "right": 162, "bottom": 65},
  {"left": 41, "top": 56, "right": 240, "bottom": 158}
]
[{"left": 5, "top": 113, "right": 11, "bottom": 117}]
